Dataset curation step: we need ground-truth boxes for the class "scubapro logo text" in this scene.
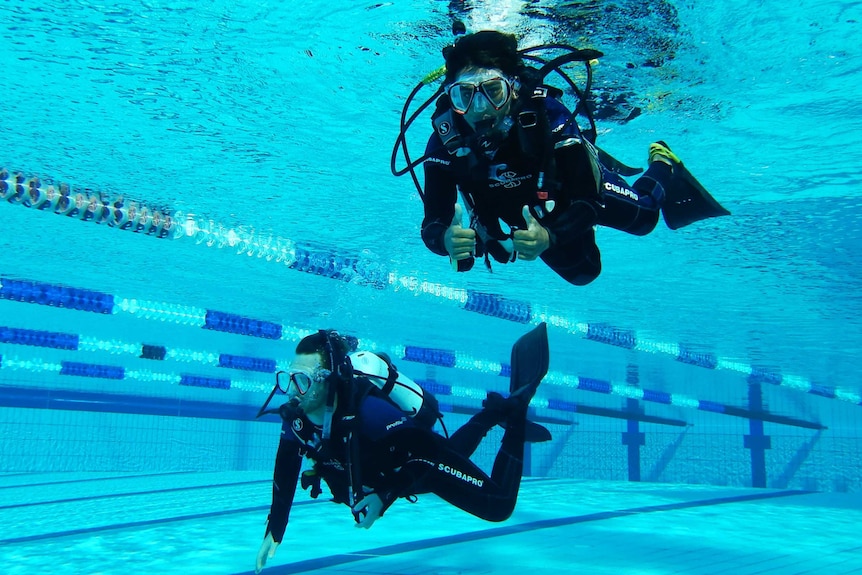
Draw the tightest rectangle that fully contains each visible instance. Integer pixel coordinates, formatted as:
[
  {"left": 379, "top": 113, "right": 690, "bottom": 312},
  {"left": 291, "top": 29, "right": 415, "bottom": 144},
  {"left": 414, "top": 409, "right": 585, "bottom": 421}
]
[
  {"left": 604, "top": 181, "right": 639, "bottom": 201},
  {"left": 438, "top": 463, "right": 484, "bottom": 486}
]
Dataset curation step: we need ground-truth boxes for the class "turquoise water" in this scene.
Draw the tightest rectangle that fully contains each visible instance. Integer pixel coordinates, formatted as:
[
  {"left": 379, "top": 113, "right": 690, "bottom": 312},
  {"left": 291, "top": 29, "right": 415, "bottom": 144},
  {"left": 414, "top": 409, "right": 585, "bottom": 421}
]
[
  {"left": 1, "top": 1, "right": 862, "bottom": 573},
  {"left": 2, "top": 0, "right": 860, "bottom": 381}
]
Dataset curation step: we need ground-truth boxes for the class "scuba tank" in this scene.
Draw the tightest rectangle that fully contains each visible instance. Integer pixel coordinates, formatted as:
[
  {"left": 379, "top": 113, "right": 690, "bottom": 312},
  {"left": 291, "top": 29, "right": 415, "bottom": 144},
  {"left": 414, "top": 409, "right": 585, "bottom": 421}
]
[{"left": 349, "top": 351, "right": 441, "bottom": 431}]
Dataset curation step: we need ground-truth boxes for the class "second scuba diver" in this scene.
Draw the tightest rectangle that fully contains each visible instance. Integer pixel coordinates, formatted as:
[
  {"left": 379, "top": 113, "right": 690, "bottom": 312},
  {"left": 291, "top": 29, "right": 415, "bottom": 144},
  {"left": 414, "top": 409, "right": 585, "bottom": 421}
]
[
  {"left": 254, "top": 325, "right": 550, "bottom": 573},
  {"left": 392, "top": 28, "right": 730, "bottom": 285}
]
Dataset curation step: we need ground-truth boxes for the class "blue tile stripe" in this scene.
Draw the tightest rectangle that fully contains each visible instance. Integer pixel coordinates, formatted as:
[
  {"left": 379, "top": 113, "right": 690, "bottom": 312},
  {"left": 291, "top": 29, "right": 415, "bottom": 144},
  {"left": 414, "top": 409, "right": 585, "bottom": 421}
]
[
  {"left": 0, "top": 385, "right": 263, "bottom": 419},
  {"left": 572, "top": 403, "right": 686, "bottom": 426},
  {"left": 0, "top": 500, "right": 318, "bottom": 546},
  {"left": 0, "top": 471, "right": 197, "bottom": 491},
  {"left": 698, "top": 400, "right": 725, "bottom": 413},
  {"left": 745, "top": 382, "right": 769, "bottom": 488},
  {"left": 623, "top": 367, "right": 643, "bottom": 481},
  {"left": 723, "top": 404, "right": 824, "bottom": 429},
  {"left": 547, "top": 398, "right": 578, "bottom": 412},
  {"left": 0, "top": 479, "right": 269, "bottom": 511},
  {"left": 623, "top": 402, "right": 645, "bottom": 481},
  {"left": 0, "top": 384, "right": 569, "bottom": 433}
]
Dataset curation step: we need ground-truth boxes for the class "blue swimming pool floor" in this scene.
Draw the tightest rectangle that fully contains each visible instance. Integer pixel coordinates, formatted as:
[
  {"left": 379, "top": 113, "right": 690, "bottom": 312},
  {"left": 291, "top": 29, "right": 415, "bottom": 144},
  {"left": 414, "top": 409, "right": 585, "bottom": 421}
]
[{"left": 1, "top": 471, "right": 860, "bottom": 574}]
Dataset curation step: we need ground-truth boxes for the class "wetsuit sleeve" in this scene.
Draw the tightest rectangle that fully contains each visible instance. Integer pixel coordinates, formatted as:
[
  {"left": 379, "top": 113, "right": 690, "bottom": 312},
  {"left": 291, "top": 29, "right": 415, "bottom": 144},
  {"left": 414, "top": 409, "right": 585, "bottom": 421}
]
[
  {"left": 264, "top": 430, "right": 304, "bottom": 543},
  {"left": 420, "top": 136, "right": 458, "bottom": 257}
]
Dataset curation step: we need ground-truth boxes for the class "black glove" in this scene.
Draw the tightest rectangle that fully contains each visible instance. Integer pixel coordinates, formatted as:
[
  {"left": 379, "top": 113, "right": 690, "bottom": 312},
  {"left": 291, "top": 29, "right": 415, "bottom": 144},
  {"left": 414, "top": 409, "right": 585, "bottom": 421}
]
[{"left": 300, "top": 469, "right": 323, "bottom": 499}]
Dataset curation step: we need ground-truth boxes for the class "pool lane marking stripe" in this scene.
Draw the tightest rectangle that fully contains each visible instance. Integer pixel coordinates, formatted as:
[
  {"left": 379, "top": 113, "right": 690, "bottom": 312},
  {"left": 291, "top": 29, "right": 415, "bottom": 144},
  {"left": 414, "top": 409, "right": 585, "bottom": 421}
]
[
  {"left": 0, "top": 479, "right": 270, "bottom": 511},
  {"left": 0, "top": 470, "right": 197, "bottom": 490},
  {"left": 0, "top": 501, "right": 324, "bottom": 546}
]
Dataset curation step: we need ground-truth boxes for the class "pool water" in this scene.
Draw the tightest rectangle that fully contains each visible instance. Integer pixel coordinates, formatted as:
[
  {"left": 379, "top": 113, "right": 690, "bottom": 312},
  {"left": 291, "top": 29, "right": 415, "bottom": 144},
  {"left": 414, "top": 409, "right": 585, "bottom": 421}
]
[{"left": 1, "top": 1, "right": 861, "bottom": 573}]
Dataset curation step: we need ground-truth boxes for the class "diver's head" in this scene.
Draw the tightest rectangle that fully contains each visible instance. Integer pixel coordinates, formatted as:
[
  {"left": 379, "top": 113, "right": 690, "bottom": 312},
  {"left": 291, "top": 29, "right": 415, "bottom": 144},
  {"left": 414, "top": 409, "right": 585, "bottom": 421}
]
[
  {"left": 285, "top": 352, "right": 330, "bottom": 415},
  {"left": 443, "top": 31, "right": 522, "bottom": 137},
  {"left": 287, "top": 330, "right": 355, "bottom": 415}
]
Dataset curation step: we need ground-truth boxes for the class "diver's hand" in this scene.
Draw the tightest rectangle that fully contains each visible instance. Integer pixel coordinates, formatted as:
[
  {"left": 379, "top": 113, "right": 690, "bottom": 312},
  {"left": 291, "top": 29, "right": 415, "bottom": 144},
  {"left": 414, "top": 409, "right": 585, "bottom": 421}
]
[
  {"left": 352, "top": 493, "right": 384, "bottom": 529},
  {"left": 255, "top": 532, "right": 279, "bottom": 574},
  {"left": 444, "top": 203, "right": 476, "bottom": 262},
  {"left": 513, "top": 205, "right": 550, "bottom": 260}
]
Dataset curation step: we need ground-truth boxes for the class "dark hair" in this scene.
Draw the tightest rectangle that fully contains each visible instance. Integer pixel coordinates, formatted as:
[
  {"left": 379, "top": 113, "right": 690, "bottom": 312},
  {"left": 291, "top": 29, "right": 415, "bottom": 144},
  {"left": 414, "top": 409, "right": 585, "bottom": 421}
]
[
  {"left": 295, "top": 330, "right": 355, "bottom": 370},
  {"left": 444, "top": 31, "right": 522, "bottom": 83}
]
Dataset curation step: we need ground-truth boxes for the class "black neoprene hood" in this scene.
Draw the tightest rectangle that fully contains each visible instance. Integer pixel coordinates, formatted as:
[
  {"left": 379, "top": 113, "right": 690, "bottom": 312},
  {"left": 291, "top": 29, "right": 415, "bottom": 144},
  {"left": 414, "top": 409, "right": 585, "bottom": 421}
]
[{"left": 443, "top": 31, "right": 523, "bottom": 82}]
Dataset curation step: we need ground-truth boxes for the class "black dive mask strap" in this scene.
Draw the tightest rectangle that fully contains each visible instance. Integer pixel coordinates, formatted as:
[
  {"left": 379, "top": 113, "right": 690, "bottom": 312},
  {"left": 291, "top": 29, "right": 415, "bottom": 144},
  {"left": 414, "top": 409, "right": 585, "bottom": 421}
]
[
  {"left": 256, "top": 371, "right": 290, "bottom": 419},
  {"left": 319, "top": 329, "right": 355, "bottom": 441},
  {"left": 321, "top": 376, "right": 337, "bottom": 441},
  {"left": 255, "top": 384, "right": 280, "bottom": 419}
]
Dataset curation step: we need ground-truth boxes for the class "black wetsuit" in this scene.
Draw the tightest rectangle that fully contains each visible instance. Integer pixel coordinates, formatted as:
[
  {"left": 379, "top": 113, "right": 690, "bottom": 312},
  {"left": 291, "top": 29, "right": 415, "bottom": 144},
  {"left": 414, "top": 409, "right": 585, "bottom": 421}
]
[
  {"left": 421, "top": 95, "right": 673, "bottom": 285},
  {"left": 265, "top": 389, "right": 526, "bottom": 542}
]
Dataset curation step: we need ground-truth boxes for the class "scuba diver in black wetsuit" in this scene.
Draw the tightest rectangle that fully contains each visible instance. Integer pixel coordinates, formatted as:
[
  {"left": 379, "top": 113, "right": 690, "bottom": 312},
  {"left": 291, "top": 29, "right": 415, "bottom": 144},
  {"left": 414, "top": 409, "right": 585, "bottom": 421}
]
[
  {"left": 391, "top": 27, "right": 730, "bottom": 286},
  {"left": 253, "top": 325, "right": 550, "bottom": 573}
]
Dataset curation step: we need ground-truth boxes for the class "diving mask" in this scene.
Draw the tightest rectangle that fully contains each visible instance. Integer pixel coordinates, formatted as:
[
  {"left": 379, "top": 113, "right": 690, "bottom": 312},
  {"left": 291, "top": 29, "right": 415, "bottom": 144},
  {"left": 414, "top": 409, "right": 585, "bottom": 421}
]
[
  {"left": 446, "top": 69, "right": 515, "bottom": 132},
  {"left": 255, "top": 366, "right": 331, "bottom": 419},
  {"left": 285, "top": 367, "right": 331, "bottom": 397},
  {"left": 446, "top": 76, "right": 513, "bottom": 114}
]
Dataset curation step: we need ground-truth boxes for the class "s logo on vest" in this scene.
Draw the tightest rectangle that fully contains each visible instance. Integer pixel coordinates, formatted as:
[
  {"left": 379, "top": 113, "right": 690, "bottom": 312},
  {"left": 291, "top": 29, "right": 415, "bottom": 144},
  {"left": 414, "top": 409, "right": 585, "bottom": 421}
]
[
  {"left": 292, "top": 418, "right": 303, "bottom": 432},
  {"left": 437, "top": 121, "right": 451, "bottom": 136}
]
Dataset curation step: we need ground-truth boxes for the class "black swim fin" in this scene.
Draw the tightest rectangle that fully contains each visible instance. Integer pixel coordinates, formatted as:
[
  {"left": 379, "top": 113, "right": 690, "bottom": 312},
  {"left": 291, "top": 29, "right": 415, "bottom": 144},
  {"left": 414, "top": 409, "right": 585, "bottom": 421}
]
[
  {"left": 509, "top": 322, "right": 549, "bottom": 404},
  {"left": 484, "top": 388, "right": 552, "bottom": 442},
  {"left": 524, "top": 420, "right": 552, "bottom": 442},
  {"left": 497, "top": 419, "right": 552, "bottom": 442},
  {"left": 655, "top": 142, "right": 731, "bottom": 230}
]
